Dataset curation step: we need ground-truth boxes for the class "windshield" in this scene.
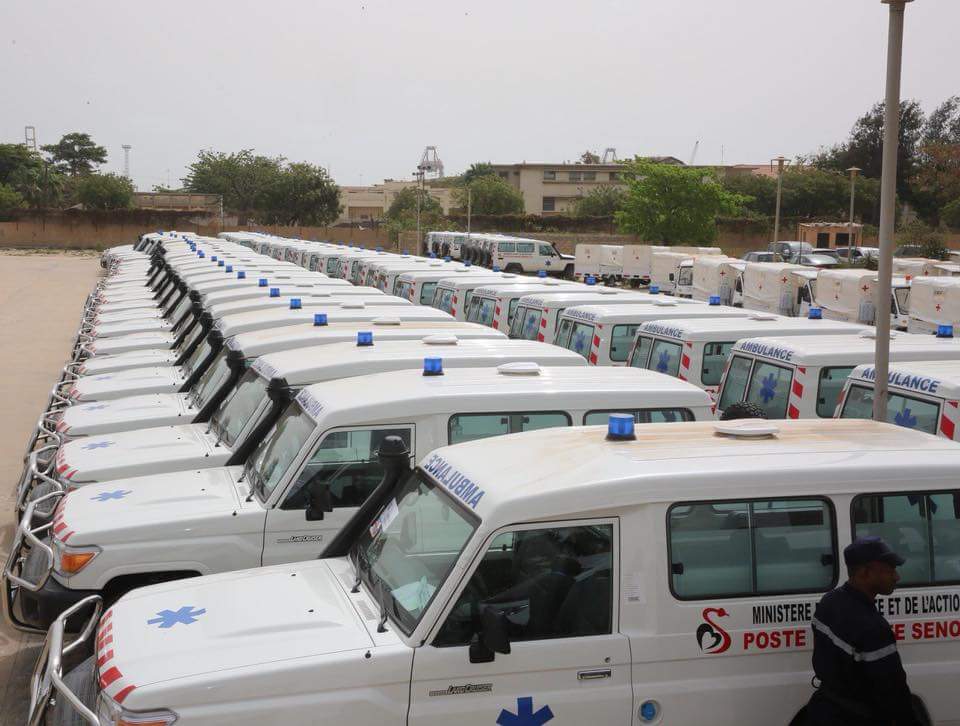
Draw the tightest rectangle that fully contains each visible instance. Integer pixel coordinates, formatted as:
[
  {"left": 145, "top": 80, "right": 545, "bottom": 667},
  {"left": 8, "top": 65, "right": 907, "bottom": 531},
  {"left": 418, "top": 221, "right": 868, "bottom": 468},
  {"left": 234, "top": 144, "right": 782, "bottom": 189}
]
[
  {"left": 677, "top": 267, "right": 693, "bottom": 286},
  {"left": 351, "top": 470, "right": 478, "bottom": 635},
  {"left": 181, "top": 336, "right": 213, "bottom": 377},
  {"left": 247, "top": 402, "right": 316, "bottom": 501},
  {"left": 189, "top": 350, "right": 232, "bottom": 409},
  {"left": 166, "top": 292, "right": 191, "bottom": 322},
  {"left": 210, "top": 369, "right": 270, "bottom": 448},
  {"left": 894, "top": 287, "right": 910, "bottom": 314}
]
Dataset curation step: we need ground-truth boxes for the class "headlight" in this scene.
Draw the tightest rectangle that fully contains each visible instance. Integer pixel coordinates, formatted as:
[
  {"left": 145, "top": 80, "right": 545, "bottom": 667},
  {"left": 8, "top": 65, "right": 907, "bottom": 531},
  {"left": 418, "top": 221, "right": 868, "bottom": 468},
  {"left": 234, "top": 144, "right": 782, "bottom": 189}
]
[
  {"left": 54, "top": 543, "right": 100, "bottom": 575},
  {"left": 98, "top": 693, "right": 178, "bottom": 726}
]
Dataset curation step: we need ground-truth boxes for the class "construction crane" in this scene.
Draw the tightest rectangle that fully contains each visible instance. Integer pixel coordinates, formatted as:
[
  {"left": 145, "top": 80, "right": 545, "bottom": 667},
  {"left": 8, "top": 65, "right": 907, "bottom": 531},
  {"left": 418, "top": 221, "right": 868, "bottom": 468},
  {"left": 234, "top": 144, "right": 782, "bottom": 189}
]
[
  {"left": 417, "top": 146, "right": 444, "bottom": 179},
  {"left": 601, "top": 147, "right": 618, "bottom": 163},
  {"left": 688, "top": 140, "right": 700, "bottom": 166}
]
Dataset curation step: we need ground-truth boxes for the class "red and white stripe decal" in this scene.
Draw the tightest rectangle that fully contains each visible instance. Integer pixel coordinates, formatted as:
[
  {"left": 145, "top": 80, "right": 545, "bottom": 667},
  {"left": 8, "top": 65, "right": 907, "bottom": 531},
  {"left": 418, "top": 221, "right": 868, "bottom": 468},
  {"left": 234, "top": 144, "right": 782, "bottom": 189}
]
[
  {"left": 940, "top": 400, "right": 960, "bottom": 440},
  {"left": 95, "top": 609, "right": 138, "bottom": 703},
  {"left": 589, "top": 334, "right": 601, "bottom": 365},
  {"left": 493, "top": 304, "right": 501, "bottom": 329},
  {"left": 787, "top": 367, "right": 806, "bottom": 419}
]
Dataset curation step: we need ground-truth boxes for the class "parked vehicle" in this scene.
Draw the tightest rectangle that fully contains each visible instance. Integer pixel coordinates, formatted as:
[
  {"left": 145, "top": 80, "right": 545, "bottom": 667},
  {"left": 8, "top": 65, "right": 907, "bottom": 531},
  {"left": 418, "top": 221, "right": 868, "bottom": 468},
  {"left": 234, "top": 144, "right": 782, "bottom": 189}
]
[
  {"left": 815, "top": 269, "right": 910, "bottom": 329},
  {"left": 768, "top": 241, "right": 812, "bottom": 263},
  {"left": 741, "top": 251, "right": 784, "bottom": 263},
  {"left": 907, "top": 276, "right": 960, "bottom": 334}
]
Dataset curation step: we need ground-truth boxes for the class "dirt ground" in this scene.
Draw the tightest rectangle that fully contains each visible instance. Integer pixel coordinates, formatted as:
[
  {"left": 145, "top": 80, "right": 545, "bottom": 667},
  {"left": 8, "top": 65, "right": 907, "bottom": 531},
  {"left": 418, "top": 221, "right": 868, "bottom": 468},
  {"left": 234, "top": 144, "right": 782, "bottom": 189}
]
[{"left": 0, "top": 251, "right": 102, "bottom": 724}]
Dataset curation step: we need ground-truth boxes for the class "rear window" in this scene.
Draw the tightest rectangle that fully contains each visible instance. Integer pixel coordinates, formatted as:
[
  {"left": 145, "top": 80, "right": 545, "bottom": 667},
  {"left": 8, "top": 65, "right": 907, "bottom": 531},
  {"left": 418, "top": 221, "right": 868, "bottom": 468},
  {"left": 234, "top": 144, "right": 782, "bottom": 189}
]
[
  {"left": 420, "top": 282, "right": 438, "bottom": 306},
  {"left": 564, "top": 321, "right": 595, "bottom": 360},
  {"left": 701, "top": 342, "right": 734, "bottom": 387},
  {"left": 584, "top": 409, "right": 694, "bottom": 425},
  {"left": 648, "top": 339, "right": 682, "bottom": 377},
  {"left": 467, "top": 296, "right": 496, "bottom": 326},
  {"left": 629, "top": 335, "right": 653, "bottom": 369},
  {"left": 718, "top": 355, "right": 752, "bottom": 412},
  {"left": 434, "top": 287, "right": 454, "bottom": 313},
  {"left": 610, "top": 324, "right": 639, "bottom": 363},
  {"left": 744, "top": 361, "right": 792, "bottom": 419},
  {"left": 510, "top": 306, "right": 541, "bottom": 340},
  {"left": 840, "top": 383, "right": 941, "bottom": 435},
  {"left": 816, "top": 367, "right": 853, "bottom": 418},
  {"left": 448, "top": 411, "right": 571, "bottom": 444}
]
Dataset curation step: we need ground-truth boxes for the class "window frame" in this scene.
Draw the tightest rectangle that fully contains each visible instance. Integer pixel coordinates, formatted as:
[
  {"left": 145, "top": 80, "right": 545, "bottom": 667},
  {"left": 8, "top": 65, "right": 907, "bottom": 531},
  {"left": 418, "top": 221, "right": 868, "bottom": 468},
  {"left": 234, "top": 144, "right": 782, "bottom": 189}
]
[
  {"left": 447, "top": 411, "right": 572, "bottom": 445},
  {"left": 744, "top": 359, "right": 794, "bottom": 419},
  {"left": 851, "top": 489, "right": 960, "bottom": 588},
  {"left": 542, "top": 197, "right": 556, "bottom": 212},
  {"left": 816, "top": 366, "right": 854, "bottom": 418},
  {"left": 628, "top": 334, "right": 654, "bottom": 369},
  {"left": 666, "top": 495, "right": 839, "bottom": 601},
  {"left": 428, "top": 516, "right": 620, "bottom": 647},
  {"left": 583, "top": 408, "right": 695, "bottom": 425},
  {"left": 700, "top": 341, "right": 735, "bottom": 388}
]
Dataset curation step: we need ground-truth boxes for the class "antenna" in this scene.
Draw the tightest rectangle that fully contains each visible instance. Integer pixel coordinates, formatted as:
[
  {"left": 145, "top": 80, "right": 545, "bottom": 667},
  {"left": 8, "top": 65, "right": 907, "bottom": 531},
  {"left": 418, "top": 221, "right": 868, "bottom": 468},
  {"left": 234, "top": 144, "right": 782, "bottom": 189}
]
[
  {"left": 688, "top": 140, "right": 700, "bottom": 165},
  {"left": 122, "top": 145, "right": 132, "bottom": 179},
  {"left": 601, "top": 147, "right": 618, "bottom": 163},
  {"left": 418, "top": 146, "right": 444, "bottom": 179},
  {"left": 24, "top": 126, "right": 37, "bottom": 152}
]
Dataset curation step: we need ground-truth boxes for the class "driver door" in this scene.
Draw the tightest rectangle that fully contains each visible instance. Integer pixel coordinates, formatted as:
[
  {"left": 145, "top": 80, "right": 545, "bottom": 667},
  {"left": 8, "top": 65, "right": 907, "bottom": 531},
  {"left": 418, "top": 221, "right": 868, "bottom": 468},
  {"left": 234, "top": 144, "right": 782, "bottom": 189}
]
[
  {"left": 409, "top": 519, "right": 632, "bottom": 725},
  {"left": 262, "top": 426, "right": 413, "bottom": 565}
]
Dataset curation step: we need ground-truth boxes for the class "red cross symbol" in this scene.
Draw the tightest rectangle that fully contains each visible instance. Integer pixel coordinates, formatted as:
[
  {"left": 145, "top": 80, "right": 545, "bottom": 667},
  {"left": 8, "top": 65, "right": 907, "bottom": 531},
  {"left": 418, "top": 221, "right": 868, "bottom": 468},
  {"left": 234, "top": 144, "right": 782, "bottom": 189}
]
[
  {"left": 861, "top": 285, "right": 870, "bottom": 293},
  {"left": 719, "top": 270, "right": 726, "bottom": 277},
  {"left": 781, "top": 276, "right": 788, "bottom": 284},
  {"left": 936, "top": 304, "right": 943, "bottom": 312}
]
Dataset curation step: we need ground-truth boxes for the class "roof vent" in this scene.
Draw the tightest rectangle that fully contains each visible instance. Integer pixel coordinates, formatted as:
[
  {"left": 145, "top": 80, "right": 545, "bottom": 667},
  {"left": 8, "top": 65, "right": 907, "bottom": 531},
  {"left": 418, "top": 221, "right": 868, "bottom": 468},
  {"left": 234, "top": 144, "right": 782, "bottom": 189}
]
[
  {"left": 497, "top": 361, "right": 541, "bottom": 375},
  {"left": 713, "top": 420, "right": 780, "bottom": 438},
  {"left": 372, "top": 317, "right": 401, "bottom": 325},
  {"left": 598, "top": 289, "right": 617, "bottom": 295},
  {"left": 340, "top": 301, "right": 366, "bottom": 309},
  {"left": 654, "top": 301, "right": 679, "bottom": 307},
  {"left": 423, "top": 335, "right": 458, "bottom": 345},
  {"left": 859, "top": 329, "right": 897, "bottom": 339},
  {"left": 749, "top": 313, "right": 779, "bottom": 321}
]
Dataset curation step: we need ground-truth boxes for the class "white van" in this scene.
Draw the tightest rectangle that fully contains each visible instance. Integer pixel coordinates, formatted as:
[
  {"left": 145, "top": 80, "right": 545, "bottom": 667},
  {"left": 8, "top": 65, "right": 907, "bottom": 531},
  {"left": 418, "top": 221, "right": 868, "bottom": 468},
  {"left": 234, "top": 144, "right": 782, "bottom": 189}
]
[
  {"left": 907, "top": 277, "right": 960, "bottom": 335},
  {"left": 574, "top": 244, "right": 623, "bottom": 283},
  {"left": 741, "top": 262, "right": 816, "bottom": 317},
  {"left": 816, "top": 269, "right": 910, "bottom": 329},
  {"left": 509, "top": 289, "right": 654, "bottom": 343},
  {"left": 375, "top": 259, "right": 474, "bottom": 294},
  {"left": 394, "top": 267, "right": 482, "bottom": 305},
  {"left": 629, "top": 314, "right": 868, "bottom": 395},
  {"left": 35, "top": 418, "right": 960, "bottom": 726},
  {"left": 622, "top": 245, "right": 722, "bottom": 286},
  {"left": 556, "top": 302, "right": 754, "bottom": 366},
  {"left": 837, "top": 358, "right": 960, "bottom": 439},
  {"left": 650, "top": 251, "right": 695, "bottom": 295},
  {"left": 715, "top": 331, "right": 960, "bottom": 420},
  {"left": 431, "top": 274, "right": 531, "bottom": 321},
  {"left": 8, "top": 367, "right": 711, "bottom": 633},
  {"left": 893, "top": 258, "right": 958, "bottom": 279},
  {"left": 464, "top": 280, "right": 583, "bottom": 331},
  {"left": 691, "top": 256, "right": 743, "bottom": 304},
  {"left": 466, "top": 234, "right": 575, "bottom": 277}
]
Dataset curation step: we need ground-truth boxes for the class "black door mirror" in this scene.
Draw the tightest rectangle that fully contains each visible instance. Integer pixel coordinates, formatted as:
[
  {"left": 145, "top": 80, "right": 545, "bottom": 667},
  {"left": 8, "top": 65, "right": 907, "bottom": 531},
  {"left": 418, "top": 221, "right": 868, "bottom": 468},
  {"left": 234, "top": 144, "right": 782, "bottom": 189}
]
[
  {"left": 469, "top": 607, "right": 511, "bottom": 663},
  {"left": 305, "top": 482, "right": 334, "bottom": 521}
]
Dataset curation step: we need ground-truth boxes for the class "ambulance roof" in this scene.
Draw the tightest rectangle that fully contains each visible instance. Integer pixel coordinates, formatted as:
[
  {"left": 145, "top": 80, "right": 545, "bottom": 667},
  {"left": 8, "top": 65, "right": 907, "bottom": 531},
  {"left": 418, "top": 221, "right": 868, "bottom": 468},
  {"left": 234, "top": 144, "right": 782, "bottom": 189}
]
[
  {"left": 637, "top": 315, "right": 866, "bottom": 341},
  {"left": 471, "top": 281, "right": 583, "bottom": 298},
  {"left": 560, "top": 301, "right": 749, "bottom": 324},
  {"left": 436, "top": 274, "right": 529, "bottom": 290},
  {"left": 849, "top": 359, "right": 960, "bottom": 398},
  {"left": 397, "top": 268, "right": 487, "bottom": 282},
  {"left": 255, "top": 338, "right": 586, "bottom": 385},
  {"left": 421, "top": 420, "right": 960, "bottom": 520},
  {"left": 299, "top": 366, "right": 712, "bottom": 425},
  {"left": 909, "top": 275, "right": 960, "bottom": 290},
  {"left": 216, "top": 304, "right": 454, "bottom": 337},
  {"left": 732, "top": 332, "right": 960, "bottom": 365},
  {"left": 517, "top": 290, "right": 650, "bottom": 308}
]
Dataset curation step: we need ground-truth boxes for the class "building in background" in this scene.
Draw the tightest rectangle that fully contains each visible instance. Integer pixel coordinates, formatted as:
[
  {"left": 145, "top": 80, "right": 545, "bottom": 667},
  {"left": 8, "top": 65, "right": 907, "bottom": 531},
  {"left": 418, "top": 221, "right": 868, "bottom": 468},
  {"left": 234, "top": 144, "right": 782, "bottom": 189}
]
[
  {"left": 337, "top": 180, "right": 453, "bottom": 224},
  {"left": 798, "top": 221, "right": 865, "bottom": 249}
]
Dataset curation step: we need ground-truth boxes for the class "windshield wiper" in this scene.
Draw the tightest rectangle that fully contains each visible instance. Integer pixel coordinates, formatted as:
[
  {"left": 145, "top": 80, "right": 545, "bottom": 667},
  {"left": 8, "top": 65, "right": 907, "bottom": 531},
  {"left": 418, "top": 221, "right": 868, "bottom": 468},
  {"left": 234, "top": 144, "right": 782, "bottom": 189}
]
[{"left": 376, "top": 579, "right": 390, "bottom": 633}]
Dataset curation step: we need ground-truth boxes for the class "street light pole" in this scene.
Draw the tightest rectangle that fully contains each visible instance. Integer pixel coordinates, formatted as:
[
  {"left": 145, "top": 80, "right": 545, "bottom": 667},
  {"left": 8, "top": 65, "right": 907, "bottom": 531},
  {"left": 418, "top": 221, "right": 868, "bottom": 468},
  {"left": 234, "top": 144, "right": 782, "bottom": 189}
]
[
  {"left": 873, "top": 0, "right": 913, "bottom": 423},
  {"left": 466, "top": 186, "right": 472, "bottom": 235},
  {"left": 846, "top": 166, "right": 861, "bottom": 265},
  {"left": 770, "top": 156, "right": 788, "bottom": 247}
]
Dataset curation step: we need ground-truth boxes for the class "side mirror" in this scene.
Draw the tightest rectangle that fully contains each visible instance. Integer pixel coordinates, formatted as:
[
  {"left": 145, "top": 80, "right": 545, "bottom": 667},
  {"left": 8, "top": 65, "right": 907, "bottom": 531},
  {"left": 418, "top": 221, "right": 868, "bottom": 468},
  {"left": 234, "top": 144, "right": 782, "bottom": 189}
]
[
  {"left": 305, "top": 482, "right": 333, "bottom": 521},
  {"left": 469, "top": 607, "right": 511, "bottom": 663}
]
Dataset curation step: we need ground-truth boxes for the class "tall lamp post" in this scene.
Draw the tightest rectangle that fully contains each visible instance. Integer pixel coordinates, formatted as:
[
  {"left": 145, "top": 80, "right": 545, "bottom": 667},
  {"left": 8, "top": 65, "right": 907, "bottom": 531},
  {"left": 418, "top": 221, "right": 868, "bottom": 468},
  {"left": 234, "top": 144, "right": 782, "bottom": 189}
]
[
  {"left": 846, "top": 166, "right": 861, "bottom": 265},
  {"left": 414, "top": 165, "right": 426, "bottom": 255},
  {"left": 770, "top": 156, "right": 790, "bottom": 248},
  {"left": 873, "top": 0, "right": 914, "bottom": 423}
]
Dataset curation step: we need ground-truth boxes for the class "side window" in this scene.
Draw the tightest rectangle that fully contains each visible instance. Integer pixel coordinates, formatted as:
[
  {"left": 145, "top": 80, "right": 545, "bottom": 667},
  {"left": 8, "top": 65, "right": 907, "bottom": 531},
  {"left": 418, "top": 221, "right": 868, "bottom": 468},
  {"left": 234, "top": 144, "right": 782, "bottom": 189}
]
[
  {"left": 281, "top": 427, "right": 413, "bottom": 510},
  {"left": 434, "top": 523, "right": 614, "bottom": 646},
  {"left": 816, "top": 367, "right": 853, "bottom": 418},
  {"left": 499, "top": 242, "right": 517, "bottom": 254},
  {"left": 701, "top": 342, "right": 734, "bottom": 387},
  {"left": 745, "top": 361, "right": 792, "bottom": 419},
  {"left": 539, "top": 244, "right": 554, "bottom": 256},
  {"left": 566, "top": 321, "right": 595, "bottom": 359},
  {"left": 448, "top": 412, "right": 571, "bottom": 444},
  {"left": 853, "top": 491, "right": 960, "bottom": 586},
  {"left": 629, "top": 335, "right": 654, "bottom": 369},
  {"left": 517, "top": 242, "right": 535, "bottom": 254},
  {"left": 610, "top": 324, "right": 639, "bottom": 363},
  {"left": 648, "top": 339, "right": 682, "bottom": 376},
  {"left": 584, "top": 409, "right": 694, "bottom": 425},
  {"left": 669, "top": 498, "right": 836, "bottom": 599}
]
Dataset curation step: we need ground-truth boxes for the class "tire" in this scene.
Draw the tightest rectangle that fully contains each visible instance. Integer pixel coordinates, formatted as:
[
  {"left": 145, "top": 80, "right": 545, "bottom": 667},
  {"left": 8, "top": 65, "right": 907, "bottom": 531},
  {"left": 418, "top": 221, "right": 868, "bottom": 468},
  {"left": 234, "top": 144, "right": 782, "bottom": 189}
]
[
  {"left": 562, "top": 264, "right": 575, "bottom": 280},
  {"left": 504, "top": 263, "right": 522, "bottom": 274},
  {"left": 719, "top": 401, "right": 768, "bottom": 421}
]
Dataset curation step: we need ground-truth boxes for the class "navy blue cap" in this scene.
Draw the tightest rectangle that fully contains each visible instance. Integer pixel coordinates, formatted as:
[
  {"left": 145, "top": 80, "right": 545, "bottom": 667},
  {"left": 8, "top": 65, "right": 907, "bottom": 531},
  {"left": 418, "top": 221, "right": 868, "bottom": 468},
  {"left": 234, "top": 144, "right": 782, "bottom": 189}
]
[{"left": 844, "top": 536, "right": 905, "bottom": 568}]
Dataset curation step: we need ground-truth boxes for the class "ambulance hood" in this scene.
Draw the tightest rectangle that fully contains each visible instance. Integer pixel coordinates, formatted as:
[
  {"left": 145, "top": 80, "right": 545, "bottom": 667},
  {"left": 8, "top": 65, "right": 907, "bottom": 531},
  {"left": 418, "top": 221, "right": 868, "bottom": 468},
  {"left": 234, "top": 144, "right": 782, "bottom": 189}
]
[
  {"left": 58, "top": 393, "right": 194, "bottom": 438},
  {"left": 98, "top": 560, "right": 381, "bottom": 701},
  {"left": 86, "top": 331, "right": 178, "bottom": 356},
  {"left": 58, "top": 467, "right": 253, "bottom": 546},
  {"left": 55, "top": 424, "right": 227, "bottom": 484},
  {"left": 67, "top": 367, "right": 186, "bottom": 402},
  {"left": 91, "top": 317, "right": 176, "bottom": 339},
  {"left": 78, "top": 350, "right": 181, "bottom": 375}
]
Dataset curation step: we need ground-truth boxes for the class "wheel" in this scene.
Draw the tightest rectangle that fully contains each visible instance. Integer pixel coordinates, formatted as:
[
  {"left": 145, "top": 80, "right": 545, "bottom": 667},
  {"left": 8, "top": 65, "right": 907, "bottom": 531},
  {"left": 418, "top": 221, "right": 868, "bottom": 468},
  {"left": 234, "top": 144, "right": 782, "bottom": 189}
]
[{"left": 504, "top": 263, "right": 522, "bottom": 274}]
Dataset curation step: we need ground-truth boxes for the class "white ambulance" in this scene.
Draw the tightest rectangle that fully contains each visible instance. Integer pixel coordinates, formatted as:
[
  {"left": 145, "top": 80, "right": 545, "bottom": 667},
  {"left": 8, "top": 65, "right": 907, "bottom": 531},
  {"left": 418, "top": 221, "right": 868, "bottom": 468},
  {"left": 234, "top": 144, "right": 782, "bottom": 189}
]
[
  {"left": 907, "top": 277, "right": 960, "bottom": 335},
  {"left": 893, "top": 258, "right": 958, "bottom": 279},
  {"left": 374, "top": 259, "right": 473, "bottom": 295},
  {"left": 431, "top": 274, "right": 533, "bottom": 321},
  {"left": 467, "top": 234, "right": 574, "bottom": 277},
  {"left": 814, "top": 268, "right": 910, "bottom": 329},
  {"left": 621, "top": 245, "right": 722, "bottom": 287},
  {"left": 464, "top": 280, "right": 584, "bottom": 332},
  {"left": 509, "top": 288, "right": 655, "bottom": 343},
  {"left": 7, "top": 366, "right": 710, "bottom": 633},
  {"left": 34, "top": 418, "right": 960, "bottom": 726},
  {"left": 650, "top": 251, "right": 696, "bottom": 295},
  {"left": 393, "top": 268, "right": 482, "bottom": 306},
  {"left": 837, "top": 358, "right": 960, "bottom": 439},
  {"left": 629, "top": 314, "right": 868, "bottom": 395},
  {"left": 556, "top": 302, "right": 754, "bottom": 365},
  {"left": 741, "top": 262, "right": 816, "bottom": 316},
  {"left": 574, "top": 244, "right": 623, "bottom": 283},
  {"left": 715, "top": 331, "right": 960, "bottom": 420},
  {"left": 690, "top": 256, "right": 744, "bottom": 304}
]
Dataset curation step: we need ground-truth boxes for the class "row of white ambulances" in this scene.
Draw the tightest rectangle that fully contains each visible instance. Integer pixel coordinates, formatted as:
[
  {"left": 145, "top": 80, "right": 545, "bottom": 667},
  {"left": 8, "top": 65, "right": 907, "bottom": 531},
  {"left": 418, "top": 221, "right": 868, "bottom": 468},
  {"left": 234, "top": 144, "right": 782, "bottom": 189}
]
[{"left": 27, "top": 417, "right": 960, "bottom": 725}]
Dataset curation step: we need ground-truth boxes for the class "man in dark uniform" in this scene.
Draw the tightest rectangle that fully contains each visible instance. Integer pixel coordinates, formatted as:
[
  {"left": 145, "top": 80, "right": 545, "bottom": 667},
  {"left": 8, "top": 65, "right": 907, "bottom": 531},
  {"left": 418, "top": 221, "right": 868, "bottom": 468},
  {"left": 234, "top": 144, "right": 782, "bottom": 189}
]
[{"left": 807, "top": 536, "right": 920, "bottom": 725}]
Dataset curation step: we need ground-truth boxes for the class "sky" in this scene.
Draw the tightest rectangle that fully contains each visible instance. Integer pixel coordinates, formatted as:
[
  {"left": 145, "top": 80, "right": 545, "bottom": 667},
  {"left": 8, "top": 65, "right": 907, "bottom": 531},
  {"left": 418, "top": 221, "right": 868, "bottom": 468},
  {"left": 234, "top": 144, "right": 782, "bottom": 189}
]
[{"left": 3, "top": 0, "right": 958, "bottom": 191}]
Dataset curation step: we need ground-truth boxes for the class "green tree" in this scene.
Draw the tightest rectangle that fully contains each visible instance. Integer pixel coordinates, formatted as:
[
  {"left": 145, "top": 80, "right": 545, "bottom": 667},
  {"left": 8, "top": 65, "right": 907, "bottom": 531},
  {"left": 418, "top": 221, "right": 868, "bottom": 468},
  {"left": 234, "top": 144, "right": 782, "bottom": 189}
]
[
  {"left": 943, "top": 198, "right": 960, "bottom": 230},
  {"left": 260, "top": 162, "right": 342, "bottom": 226},
  {"left": 462, "top": 162, "right": 496, "bottom": 185},
  {"left": 721, "top": 172, "right": 777, "bottom": 216},
  {"left": 455, "top": 174, "right": 524, "bottom": 215},
  {"left": 912, "top": 143, "right": 960, "bottom": 224},
  {"left": 0, "top": 143, "right": 66, "bottom": 208},
  {"left": 0, "top": 183, "right": 25, "bottom": 219},
  {"left": 385, "top": 187, "right": 444, "bottom": 243},
  {"left": 923, "top": 96, "right": 960, "bottom": 146},
  {"left": 183, "top": 149, "right": 283, "bottom": 224},
  {"left": 580, "top": 151, "right": 601, "bottom": 164},
  {"left": 615, "top": 159, "right": 746, "bottom": 244},
  {"left": 896, "top": 220, "right": 948, "bottom": 260},
  {"left": 76, "top": 173, "right": 134, "bottom": 210},
  {"left": 573, "top": 185, "right": 625, "bottom": 217},
  {"left": 41, "top": 132, "right": 107, "bottom": 176}
]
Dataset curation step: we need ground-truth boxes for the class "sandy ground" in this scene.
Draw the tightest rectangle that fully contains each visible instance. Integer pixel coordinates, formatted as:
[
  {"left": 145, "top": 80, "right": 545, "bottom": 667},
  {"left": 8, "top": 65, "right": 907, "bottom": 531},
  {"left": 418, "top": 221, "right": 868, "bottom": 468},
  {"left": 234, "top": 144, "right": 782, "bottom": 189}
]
[{"left": 0, "top": 251, "right": 102, "bottom": 724}]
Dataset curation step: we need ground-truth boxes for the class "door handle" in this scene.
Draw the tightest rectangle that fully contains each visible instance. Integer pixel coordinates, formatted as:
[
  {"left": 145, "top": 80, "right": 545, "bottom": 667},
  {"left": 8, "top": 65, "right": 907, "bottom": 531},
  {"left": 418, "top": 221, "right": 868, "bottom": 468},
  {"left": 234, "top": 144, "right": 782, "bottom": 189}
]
[{"left": 577, "top": 669, "right": 611, "bottom": 681}]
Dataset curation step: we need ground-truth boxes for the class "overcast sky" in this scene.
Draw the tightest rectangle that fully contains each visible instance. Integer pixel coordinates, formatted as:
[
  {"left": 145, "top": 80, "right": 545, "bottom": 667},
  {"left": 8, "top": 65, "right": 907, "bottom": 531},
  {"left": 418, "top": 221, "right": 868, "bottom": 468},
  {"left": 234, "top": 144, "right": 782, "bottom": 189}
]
[{"left": 3, "top": 1, "right": 957, "bottom": 191}]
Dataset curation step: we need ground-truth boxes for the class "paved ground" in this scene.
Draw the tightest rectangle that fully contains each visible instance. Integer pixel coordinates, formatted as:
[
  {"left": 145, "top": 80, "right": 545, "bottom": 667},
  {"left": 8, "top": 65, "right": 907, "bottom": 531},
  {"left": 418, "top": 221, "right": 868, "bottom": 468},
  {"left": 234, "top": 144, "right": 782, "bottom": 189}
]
[{"left": 0, "top": 251, "right": 102, "bottom": 724}]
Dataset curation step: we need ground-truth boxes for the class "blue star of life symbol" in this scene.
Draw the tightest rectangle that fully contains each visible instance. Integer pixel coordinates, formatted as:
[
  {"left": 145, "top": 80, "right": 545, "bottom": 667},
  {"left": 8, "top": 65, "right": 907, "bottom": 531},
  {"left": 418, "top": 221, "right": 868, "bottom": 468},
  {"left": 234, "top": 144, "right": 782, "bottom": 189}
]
[
  {"left": 81, "top": 440, "right": 115, "bottom": 450},
  {"left": 497, "top": 697, "right": 554, "bottom": 726},
  {"left": 759, "top": 373, "right": 778, "bottom": 403},
  {"left": 84, "top": 404, "right": 109, "bottom": 411},
  {"left": 147, "top": 605, "right": 207, "bottom": 629},
  {"left": 572, "top": 330, "right": 588, "bottom": 354},
  {"left": 94, "top": 375, "right": 113, "bottom": 381},
  {"left": 656, "top": 349, "right": 671, "bottom": 373},
  {"left": 90, "top": 489, "right": 131, "bottom": 502},
  {"left": 894, "top": 407, "right": 918, "bottom": 428},
  {"left": 525, "top": 314, "right": 538, "bottom": 334}
]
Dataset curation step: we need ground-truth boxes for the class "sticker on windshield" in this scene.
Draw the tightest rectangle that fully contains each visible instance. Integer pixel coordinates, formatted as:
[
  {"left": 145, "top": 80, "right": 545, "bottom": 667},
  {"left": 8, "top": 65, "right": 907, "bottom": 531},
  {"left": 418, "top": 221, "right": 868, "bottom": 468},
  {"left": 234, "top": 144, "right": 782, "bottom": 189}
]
[
  {"left": 252, "top": 358, "right": 279, "bottom": 380},
  {"left": 391, "top": 576, "right": 436, "bottom": 614},
  {"left": 296, "top": 389, "right": 324, "bottom": 420},
  {"left": 369, "top": 498, "right": 399, "bottom": 539}
]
